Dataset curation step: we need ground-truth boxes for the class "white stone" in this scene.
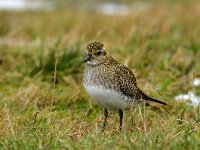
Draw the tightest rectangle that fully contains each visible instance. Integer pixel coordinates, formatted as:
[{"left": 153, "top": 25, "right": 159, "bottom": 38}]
[
  {"left": 175, "top": 91, "right": 200, "bottom": 106},
  {"left": 193, "top": 78, "right": 200, "bottom": 87}
]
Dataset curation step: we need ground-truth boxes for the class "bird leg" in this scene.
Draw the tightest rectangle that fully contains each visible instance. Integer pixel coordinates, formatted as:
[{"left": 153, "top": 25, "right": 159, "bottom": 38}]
[
  {"left": 119, "top": 109, "right": 123, "bottom": 130},
  {"left": 103, "top": 109, "right": 108, "bottom": 131}
]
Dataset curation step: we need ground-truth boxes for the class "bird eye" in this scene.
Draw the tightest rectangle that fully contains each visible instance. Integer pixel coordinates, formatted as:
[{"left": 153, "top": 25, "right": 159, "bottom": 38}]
[{"left": 96, "top": 51, "right": 102, "bottom": 56}]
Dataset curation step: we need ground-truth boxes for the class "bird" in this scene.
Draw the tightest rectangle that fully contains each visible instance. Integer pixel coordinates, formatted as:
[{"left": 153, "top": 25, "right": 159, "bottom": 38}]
[{"left": 83, "top": 41, "right": 167, "bottom": 131}]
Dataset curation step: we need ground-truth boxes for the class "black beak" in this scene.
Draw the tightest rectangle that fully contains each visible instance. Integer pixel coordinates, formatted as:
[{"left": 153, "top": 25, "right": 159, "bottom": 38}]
[{"left": 84, "top": 54, "right": 92, "bottom": 62}]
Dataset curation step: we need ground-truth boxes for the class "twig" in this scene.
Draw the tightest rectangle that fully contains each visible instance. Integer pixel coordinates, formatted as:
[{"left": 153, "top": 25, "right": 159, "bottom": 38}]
[
  {"left": 4, "top": 103, "right": 15, "bottom": 139},
  {"left": 48, "top": 58, "right": 58, "bottom": 123}
]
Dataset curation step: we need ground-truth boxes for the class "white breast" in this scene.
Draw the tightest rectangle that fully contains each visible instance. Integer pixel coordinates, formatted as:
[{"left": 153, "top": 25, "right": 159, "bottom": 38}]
[{"left": 84, "top": 85, "right": 131, "bottom": 110}]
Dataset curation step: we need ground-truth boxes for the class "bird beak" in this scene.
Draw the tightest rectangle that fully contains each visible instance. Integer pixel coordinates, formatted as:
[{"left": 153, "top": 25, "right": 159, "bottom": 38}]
[{"left": 84, "top": 54, "right": 93, "bottom": 62}]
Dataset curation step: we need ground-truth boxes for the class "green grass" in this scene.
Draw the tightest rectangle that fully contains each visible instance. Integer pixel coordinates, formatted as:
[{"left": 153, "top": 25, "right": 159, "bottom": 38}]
[{"left": 0, "top": 1, "right": 200, "bottom": 149}]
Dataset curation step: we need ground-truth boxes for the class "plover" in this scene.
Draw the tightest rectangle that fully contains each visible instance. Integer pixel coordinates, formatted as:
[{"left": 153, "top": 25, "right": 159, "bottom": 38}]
[{"left": 83, "top": 41, "right": 167, "bottom": 130}]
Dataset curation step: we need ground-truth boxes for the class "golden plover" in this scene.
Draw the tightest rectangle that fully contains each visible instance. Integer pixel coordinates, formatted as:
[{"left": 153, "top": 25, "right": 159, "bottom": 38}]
[{"left": 83, "top": 41, "right": 167, "bottom": 130}]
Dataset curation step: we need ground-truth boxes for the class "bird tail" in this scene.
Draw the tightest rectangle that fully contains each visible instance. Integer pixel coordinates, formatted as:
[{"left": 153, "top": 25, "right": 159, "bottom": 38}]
[{"left": 143, "top": 94, "right": 167, "bottom": 105}]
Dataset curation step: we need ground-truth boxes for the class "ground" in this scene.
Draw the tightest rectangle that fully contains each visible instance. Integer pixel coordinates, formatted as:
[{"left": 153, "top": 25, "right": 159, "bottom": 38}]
[{"left": 0, "top": 1, "right": 200, "bottom": 149}]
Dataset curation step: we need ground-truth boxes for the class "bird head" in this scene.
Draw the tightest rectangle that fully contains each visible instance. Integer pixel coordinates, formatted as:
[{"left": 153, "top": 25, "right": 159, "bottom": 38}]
[{"left": 84, "top": 41, "right": 108, "bottom": 65}]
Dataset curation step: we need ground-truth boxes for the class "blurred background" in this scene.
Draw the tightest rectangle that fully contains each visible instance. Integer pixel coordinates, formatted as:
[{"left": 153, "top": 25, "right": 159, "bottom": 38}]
[
  {"left": 0, "top": 0, "right": 199, "bottom": 103},
  {"left": 0, "top": 0, "right": 200, "bottom": 149}
]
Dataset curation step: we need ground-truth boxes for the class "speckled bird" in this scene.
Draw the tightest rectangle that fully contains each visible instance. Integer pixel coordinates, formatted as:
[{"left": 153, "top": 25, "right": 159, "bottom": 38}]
[{"left": 83, "top": 41, "right": 167, "bottom": 130}]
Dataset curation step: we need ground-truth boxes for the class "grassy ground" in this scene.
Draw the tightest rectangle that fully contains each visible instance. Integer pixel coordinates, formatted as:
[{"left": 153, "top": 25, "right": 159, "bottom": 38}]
[{"left": 0, "top": 1, "right": 200, "bottom": 149}]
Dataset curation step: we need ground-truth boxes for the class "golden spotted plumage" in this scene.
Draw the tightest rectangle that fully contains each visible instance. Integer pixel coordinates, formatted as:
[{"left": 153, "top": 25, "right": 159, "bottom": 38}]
[
  {"left": 86, "top": 41, "right": 104, "bottom": 53},
  {"left": 83, "top": 41, "right": 167, "bottom": 130},
  {"left": 83, "top": 56, "right": 145, "bottom": 104}
]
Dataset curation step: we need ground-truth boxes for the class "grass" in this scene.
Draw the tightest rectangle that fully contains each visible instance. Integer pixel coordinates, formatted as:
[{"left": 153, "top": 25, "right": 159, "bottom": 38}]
[{"left": 0, "top": 1, "right": 200, "bottom": 149}]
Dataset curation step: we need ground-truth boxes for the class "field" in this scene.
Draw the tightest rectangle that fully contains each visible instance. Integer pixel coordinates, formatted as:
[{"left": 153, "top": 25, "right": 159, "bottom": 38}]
[{"left": 0, "top": 1, "right": 200, "bottom": 149}]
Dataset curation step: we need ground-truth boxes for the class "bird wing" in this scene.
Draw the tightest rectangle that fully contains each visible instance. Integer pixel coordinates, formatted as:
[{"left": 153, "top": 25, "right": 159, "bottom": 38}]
[
  {"left": 114, "top": 63, "right": 143, "bottom": 100},
  {"left": 115, "top": 63, "right": 167, "bottom": 105}
]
